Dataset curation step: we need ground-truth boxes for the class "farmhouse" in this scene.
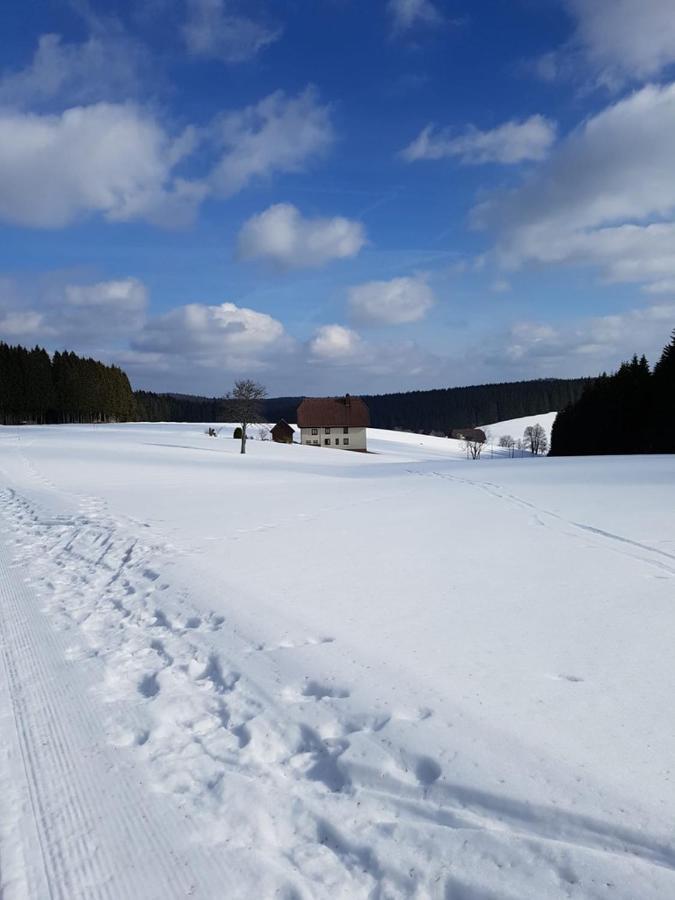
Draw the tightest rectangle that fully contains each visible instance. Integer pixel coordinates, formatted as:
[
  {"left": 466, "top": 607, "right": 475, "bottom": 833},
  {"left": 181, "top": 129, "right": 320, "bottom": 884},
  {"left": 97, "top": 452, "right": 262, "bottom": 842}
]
[
  {"left": 297, "top": 395, "right": 370, "bottom": 451},
  {"left": 271, "top": 420, "right": 294, "bottom": 444}
]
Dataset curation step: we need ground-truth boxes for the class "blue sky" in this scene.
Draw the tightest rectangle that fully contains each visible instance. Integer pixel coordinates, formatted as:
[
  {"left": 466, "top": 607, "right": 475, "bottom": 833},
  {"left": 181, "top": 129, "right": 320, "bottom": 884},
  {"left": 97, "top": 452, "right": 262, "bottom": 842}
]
[{"left": 1, "top": 0, "right": 675, "bottom": 396}]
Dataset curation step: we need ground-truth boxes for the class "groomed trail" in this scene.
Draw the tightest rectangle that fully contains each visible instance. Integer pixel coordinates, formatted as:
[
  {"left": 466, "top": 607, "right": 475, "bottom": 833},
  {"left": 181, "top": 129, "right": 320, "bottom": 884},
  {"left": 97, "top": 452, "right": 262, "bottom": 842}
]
[{"left": 1, "top": 424, "right": 674, "bottom": 899}]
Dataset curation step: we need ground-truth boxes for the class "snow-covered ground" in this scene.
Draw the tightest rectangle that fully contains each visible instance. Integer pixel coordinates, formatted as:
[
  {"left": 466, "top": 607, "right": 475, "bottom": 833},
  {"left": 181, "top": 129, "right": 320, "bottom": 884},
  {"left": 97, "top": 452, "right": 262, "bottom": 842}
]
[
  {"left": 1, "top": 422, "right": 674, "bottom": 899},
  {"left": 480, "top": 411, "right": 558, "bottom": 446}
]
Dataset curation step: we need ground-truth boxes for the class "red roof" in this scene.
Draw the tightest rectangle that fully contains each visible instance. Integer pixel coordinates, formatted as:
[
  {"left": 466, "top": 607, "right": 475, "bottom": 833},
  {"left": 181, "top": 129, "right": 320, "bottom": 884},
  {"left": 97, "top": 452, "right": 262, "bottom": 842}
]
[{"left": 297, "top": 395, "right": 370, "bottom": 428}]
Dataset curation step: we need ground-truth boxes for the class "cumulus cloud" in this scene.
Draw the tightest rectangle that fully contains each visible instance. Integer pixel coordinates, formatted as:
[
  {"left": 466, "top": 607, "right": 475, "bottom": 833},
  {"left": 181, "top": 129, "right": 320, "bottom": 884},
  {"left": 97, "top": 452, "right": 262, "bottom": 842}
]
[
  {"left": 237, "top": 203, "right": 366, "bottom": 270},
  {"left": 210, "top": 87, "right": 333, "bottom": 196},
  {"left": 348, "top": 274, "right": 435, "bottom": 325},
  {"left": 564, "top": 0, "right": 675, "bottom": 86},
  {"left": 476, "top": 83, "right": 675, "bottom": 292},
  {"left": 0, "top": 309, "right": 48, "bottom": 339},
  {"left": 498, "top": 302, "right": 675, "bottom": 374},
  {"left": 388, "top": 0, "right": 443, "bottom": 34},
  {"left": 183, "top": 0, "right": 281, "bottom": 63},
  {"left": 132, "top": 301, "right": 289, "bottom": 371},
  {"left": 0, "top": 33, "right": 148, "bottom": 109},
  {"left": 309, "top": 324, "right": 363, "bottom": 361},
  {"left": 402, "top": 116, "right": 556, "bottom": 165},
  {"left": 0, "top": 277, "right": 148, "bottom": 346},
  {"left": 0, "top": 273, "right": 446, "bottom": 394},
  {"left": 0, "top": 84, "right": 334, "bottom": 229},
  {"left": 0, "top": 103, "right": 204, "bottom": 228},
  {"left": 61, "top": 279, "right": 148, "bottom": 335}
]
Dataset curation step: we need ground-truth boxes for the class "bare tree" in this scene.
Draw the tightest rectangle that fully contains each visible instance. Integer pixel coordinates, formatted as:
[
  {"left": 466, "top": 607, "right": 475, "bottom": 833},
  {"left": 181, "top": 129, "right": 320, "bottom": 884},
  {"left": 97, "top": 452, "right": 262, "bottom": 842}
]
[
  {"left": 225, "top": 380, "right": 267, "bottom": 455},
  {"left": 463, "top": 437, "right": 484, "bottom": 459},
  {"left": 499, "top": 434, "right": 516, "bottom": 457},
  {"left": 257, "top": 424, "right": 272, "bottom": 441},
  {"left": 523, "top": 423, "right": 548, "bottom": 456}
]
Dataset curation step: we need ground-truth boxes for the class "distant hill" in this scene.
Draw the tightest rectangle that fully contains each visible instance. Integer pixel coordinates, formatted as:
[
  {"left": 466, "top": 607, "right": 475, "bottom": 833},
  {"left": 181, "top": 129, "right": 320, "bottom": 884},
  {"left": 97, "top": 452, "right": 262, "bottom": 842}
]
[{"left": 136, "top": 377, "right": 591, "bottom": 434}]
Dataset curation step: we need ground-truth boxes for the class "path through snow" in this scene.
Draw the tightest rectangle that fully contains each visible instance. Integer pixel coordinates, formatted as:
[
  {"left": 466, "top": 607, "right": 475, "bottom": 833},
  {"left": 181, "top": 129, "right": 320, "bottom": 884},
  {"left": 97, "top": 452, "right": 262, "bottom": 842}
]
[{"left": 1, "top": 425, "right": 675, "bottom": 898}]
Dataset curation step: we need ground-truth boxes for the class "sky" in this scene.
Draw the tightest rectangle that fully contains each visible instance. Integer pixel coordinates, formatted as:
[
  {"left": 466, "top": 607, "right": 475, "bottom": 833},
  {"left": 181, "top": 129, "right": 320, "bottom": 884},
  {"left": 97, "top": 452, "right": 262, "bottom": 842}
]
[{"left": 1, "top": 0, "right": 675, "bottom": 397}]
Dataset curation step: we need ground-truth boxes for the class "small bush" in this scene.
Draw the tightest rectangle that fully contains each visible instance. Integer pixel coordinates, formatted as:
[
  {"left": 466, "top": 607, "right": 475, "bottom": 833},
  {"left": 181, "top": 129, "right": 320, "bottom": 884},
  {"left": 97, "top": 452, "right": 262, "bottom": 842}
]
[{"left": 233, "top": 426, "right": 243, "bottom": 439}]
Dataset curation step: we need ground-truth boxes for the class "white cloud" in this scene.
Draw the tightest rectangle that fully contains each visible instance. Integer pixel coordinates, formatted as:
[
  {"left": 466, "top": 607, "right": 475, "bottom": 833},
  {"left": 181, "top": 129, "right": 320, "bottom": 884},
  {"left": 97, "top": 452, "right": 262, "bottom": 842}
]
[
  {"left": 0, "top": 85, "right": 334, "bottom": 230},
  {"left": 61, "top": 279, "right": 148, "bottom": 334},
  {"left": 132, "top": 301, "right": 289, "bottom": 370},
  {"left": 507, "top": 223, "right": 675, "bottom": 294},
  {"left": 0, "top": 274, "right": 447, "bottom": 394},
  {"left": 183, "top": 0, "right": 280, "bottom": 64},
  {"left": 388, "top": 0, "right": 443, "bottom": 34},
  {"left": 309, "top": 324, "right": 363, "bottom": 361},
  {"left": 237, "top": 203, "right": 366, "bottom": 270},
  {"left": 476, "top": 83, "right": 675, "bottom": 292},
  {"left": 0, "top": 33, "right": 147, "bottom": 108},
  {"left": 499, "top": 303, "right": 675, "bottom": 373},
  {"left": 0, "top": 309, "right": 48, "bottom": 339},
  {"left": 0, "top": 103, "right": 203, "bottom": 228},
  {"left": 402, "top": 116, "right": 556, "bottom": 165},
  {"left": 348, "top": 274, "right": 435, "bottom": 325},
  {"left": 0, "top": 277, "right": 148, "bottom": 345},
  {"left": 565, "top": 0, "right": 675, "bottom": 85},
  {"left": 210, "top": 87, "right": 333, "bottom": 196}
]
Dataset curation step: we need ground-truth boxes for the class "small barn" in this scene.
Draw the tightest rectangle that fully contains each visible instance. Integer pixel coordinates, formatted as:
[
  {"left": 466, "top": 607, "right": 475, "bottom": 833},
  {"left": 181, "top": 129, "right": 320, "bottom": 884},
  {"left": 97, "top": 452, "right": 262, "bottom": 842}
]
[
  {"left": 451, "top": 427, "right": 486, "bottom": 443},
  {"left": 297, "top": 394, "right": 370, "bottom": 451},
  {"left": 271, "top": 420, "right": 294, "bottom": 444}
]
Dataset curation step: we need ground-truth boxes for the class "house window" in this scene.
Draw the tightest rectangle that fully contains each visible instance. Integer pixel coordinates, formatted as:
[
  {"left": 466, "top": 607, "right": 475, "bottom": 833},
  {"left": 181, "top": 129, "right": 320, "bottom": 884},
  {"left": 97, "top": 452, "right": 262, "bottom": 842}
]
[
  {"left": 311, "top": 427, "right": 318, "bottom": 435},
  {"left": 313, "top": 440, "right": 319, "bottom": 445},
  {"left": 343, "top": 427, "right": 348, "bottom": 434},
  {"left": 344, "top": 438, "right": 349, "bottom": 446},
  {"left": 324, "top": 438, "right": 330, "bottom": 446},
  {"left": 335, "top": 438, "right": 339, "bottom": 445},
  {"left": 325, "top": 427, "right": 330, "bottom": 434}
]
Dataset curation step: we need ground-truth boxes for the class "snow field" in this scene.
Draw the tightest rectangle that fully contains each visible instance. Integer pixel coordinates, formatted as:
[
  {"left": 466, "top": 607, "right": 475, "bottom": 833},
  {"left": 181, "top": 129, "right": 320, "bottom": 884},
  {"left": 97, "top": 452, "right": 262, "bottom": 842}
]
[{"left": 0, "top": 423, "right": 674, "bottom": 898}]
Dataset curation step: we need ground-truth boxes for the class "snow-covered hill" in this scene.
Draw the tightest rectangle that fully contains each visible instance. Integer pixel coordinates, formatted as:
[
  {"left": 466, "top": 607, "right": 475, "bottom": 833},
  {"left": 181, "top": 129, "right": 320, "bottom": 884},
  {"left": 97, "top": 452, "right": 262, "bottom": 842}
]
[
  {"left": 1, "top": 423, "right": 674, "bottom": 898},
  {"left": 481, "top": 410, "right": 558, "bottom": 445}
]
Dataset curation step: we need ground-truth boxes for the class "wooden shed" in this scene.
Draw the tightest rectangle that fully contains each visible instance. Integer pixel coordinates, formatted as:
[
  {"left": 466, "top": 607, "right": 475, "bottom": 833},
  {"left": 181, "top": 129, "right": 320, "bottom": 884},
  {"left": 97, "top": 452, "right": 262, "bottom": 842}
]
[
  {"left": 450, "top": 427, "right": 486, "bottom": 443},
  {"left": 271, "top": 420, "right": 295, "bottom": 444}
]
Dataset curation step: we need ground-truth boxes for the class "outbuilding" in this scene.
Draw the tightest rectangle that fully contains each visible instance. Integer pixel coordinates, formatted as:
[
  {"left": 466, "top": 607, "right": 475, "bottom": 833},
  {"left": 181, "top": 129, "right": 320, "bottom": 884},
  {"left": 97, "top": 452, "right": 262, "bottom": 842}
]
[
  {"left": 450, "top": 427, "right": 486, "bottom": 443},
  {"left": 271, "top": 420, "right": 295, "bottom": 444}
]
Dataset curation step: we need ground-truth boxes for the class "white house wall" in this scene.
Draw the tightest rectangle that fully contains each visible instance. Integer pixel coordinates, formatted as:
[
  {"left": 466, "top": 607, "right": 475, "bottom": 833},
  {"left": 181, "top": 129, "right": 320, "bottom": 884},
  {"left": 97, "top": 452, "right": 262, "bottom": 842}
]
[{"left": 301, "top": 426, "right": 367, "bottom": 451}]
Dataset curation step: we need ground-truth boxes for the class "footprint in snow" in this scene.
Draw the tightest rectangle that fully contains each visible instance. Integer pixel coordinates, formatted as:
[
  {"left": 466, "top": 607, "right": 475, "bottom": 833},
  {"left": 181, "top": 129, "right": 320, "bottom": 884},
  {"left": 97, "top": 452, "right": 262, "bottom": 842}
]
[
  {"left": 138, "top": 672, "right": 161, "bottom": 698},
  {"left": 302, "top": 681, "right": 350, "bottom": 700},
  {"left": 549, "top": 673, "right": 585, "bottom": 683},
  {"left": 414, "top": 755, "right": 442, "bottom": 786}
]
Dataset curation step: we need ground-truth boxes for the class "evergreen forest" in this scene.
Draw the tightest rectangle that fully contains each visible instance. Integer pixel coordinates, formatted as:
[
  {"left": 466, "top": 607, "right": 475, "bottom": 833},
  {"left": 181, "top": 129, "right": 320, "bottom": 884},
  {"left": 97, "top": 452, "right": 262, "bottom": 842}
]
[
  {"left": 0, "top": 342, "right": 136, "bottom": 425},
  {"left": 550, "top": 330, "right": 675, "bottom": 455}
]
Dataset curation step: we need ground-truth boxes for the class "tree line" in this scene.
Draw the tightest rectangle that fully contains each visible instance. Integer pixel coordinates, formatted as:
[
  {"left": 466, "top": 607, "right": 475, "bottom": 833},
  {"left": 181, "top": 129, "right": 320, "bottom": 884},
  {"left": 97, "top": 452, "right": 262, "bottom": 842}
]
[
  {"left": 264, "top": 378, "right": 590, "bottom": 434},
  {"left": 0, "top": 342, "right": 136, "bottom": 425},
  {"left": 134, "top": 391, "right": 224, "bottom": 422},
  {"left": 550, "top": 330, "right": 675, "bottom": 456},
  {"left": 134, "top": 377, "right": 589, "bottom": 432}
]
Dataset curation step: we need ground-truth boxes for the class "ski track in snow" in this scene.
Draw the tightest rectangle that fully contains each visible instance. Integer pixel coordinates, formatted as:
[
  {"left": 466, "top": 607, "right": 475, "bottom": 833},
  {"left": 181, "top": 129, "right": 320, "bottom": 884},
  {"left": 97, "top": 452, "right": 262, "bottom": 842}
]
[
  {"left": 418, "top": 469, "right": 675, "bottom": 578},
  {"left": 1, "top": 430, "right": 675, "bottom": 897}
]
